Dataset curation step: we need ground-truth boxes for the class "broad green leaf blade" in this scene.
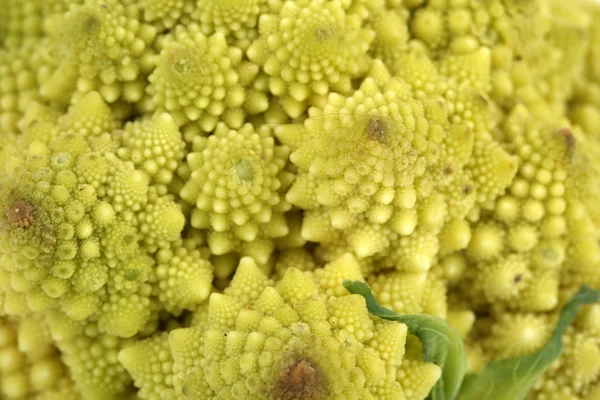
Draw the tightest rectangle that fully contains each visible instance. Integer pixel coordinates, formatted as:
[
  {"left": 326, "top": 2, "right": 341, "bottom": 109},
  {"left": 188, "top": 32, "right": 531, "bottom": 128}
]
[
  {"left": 343, "top": 279, "right": 467, "bottom": 400},
  {"left": 457, "top": 285, "right": 600, "bottom": 400}
]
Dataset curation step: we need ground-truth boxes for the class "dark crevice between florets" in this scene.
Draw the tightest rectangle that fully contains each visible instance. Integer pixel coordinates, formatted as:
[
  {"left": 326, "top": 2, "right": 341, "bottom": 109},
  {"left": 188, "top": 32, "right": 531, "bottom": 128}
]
[{"left": 272, "top": 357, "right": 324, "bottom": 400}]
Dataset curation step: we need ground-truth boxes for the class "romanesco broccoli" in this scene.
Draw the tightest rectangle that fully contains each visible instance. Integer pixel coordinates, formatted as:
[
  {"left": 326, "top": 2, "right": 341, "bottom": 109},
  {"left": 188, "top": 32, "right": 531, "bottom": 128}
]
[{"left": 1, "top": 0, "right": 600, "bottom": 399}]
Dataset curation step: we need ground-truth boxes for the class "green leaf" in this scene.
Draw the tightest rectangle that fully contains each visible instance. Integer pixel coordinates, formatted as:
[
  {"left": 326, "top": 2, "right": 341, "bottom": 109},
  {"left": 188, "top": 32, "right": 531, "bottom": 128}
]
[
  {"left": 457, "top": 285, "right": 600, "bottom": 400},
  {"left": 343, "top": 279, "right": 467, "bottom": 400}
]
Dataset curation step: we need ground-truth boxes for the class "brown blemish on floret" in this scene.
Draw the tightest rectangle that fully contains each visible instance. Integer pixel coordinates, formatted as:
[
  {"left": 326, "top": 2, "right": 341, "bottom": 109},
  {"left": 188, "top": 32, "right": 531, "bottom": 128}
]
[
  {"left": 558, "top": 128, "right": 576, "bottom": 159},
  {"left": 83, "top": 15, "right": 101, "bottom": 34},
  {"left": 272, "top": 358, "right": 323, "bottom": 400},
  {"left": 365, "top": 116, "right": 388, "bottom": 143},
  {"left": 462, "top": 184, "right": 473, "bottom": 196},
  {"left": 443, "top": 164, "right": 454, "bottom": 175},
  {"left": 4, "top": 200, "right": 35, "bottom": 227}
]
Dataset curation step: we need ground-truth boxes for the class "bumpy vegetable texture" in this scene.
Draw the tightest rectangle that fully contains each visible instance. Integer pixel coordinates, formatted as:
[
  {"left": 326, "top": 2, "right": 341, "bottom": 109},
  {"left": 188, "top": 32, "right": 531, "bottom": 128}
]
[
  {"left": 458, "top": 285, "right": 600, "bottom": 400},
  {"left": 1, "top": 0, "right": 600, "bottom": 399},
  {"left": 343, "top": 280, "right": 466, "bottom": 400}
]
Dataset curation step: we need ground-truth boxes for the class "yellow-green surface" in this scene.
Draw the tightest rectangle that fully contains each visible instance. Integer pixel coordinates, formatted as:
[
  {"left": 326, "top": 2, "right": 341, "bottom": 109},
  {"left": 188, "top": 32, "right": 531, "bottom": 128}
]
[{"left": 1, "top": 0, "right": 600, "bottom": 399}]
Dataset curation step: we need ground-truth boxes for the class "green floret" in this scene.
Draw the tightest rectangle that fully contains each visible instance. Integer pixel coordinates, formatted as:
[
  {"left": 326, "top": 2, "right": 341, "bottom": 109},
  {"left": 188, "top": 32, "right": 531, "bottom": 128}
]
[
  {"left": 118, "top": 332, "right": 174, "bottom": 400},
  {"left": 368, "top": 271, "right": 428, "bottom": 315},
  {"left": 117, "top": 113, "right": 186, "bottom": 184},
  {"left": 2, "top": 0, "right": 600, "bottom": 399},
  {"left": 140, "top": 0, "right": 195, "bottom": 30},
  {"left": 154, "top": 246, "right": 213, "bottom": 315},
  {"left": 127, "top": 254, "right": 440, "bottom": 400},
  {"left": 147, "top": 24, "right": 247, "bottom": 130},
  {"left": 0, "top": 0, "right": 45, "bottom": 48},
  {"left": 484, "top": 312, "right": 551, "bottom": 360},
  {"left": 0, "top": 92, "right": 189, "bottom": 337},
  {"left": 247, "top": 0, "right": 374, "bottom": 117},
  {"left": 47, "top": 0, "right": 157, "bottom": 104},
  {"left": 452, "top": 102, "right": 600, "bottom": 312},
  {"left": 192, "top": 0, "right": 267, "bottom": 50},
  {"left": 366, "top": 6, "right": 409, "bottom": 70},
  {"left": 55, "top": 320, "right": 132, "bottom": 400},
  {"left": 0, "top": 316, "right": 79, "bottom": 400},
  {"left": 282, "top": 60, "right": 477, "bottom": 269},
  {"left": 488, "top": 303, "right": 600, "bottom": 400},
  {"left": 407, "top": 0, "right": 551, "bottom": 57},
  {"left": 42, "top": 0, "right": 86, "bottom": 15},
  {"left": 0, "top": 39, "right": 58, "bottom": 134},
  {"left": 180, "top": 122, "right": 292, "bottom": 261}
]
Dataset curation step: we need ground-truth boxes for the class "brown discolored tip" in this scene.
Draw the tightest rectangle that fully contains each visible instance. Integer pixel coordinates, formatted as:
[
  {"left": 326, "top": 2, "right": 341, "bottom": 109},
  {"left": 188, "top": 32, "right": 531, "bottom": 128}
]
[
  {"left": 272, "top": 358, "right": 323, "bottom": 400},
  {"left": 365, "top": 116, "right": 388, "bottom": 143},
  {"left": 84, "top": 15, "right": 100, "bottom": 33},
  {"left": 462, "top": 184, "right": 473, "bottom": 196},
  {"left": 5, "top": 200, "right": 35, "bottom": 227},
  {"left": 558, "top": 128, "right": 576, "bottom": 159},
  {"left": 443, "top": 164, "right": 454, "bottom": 175}
]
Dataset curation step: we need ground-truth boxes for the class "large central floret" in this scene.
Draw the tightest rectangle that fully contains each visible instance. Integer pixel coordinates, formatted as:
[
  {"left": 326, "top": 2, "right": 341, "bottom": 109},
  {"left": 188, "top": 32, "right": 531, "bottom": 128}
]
[
  {"left": 180, "top": 123, "right": 292, "bottom": 263},
  {"left": 280, "top": 62, "right": 478, "bottom": 272},
  {"left": 48, "top": 0, "right": 157, "bottom": 104},
  {"left": 247, "top": 0, "right": 374, "bottom": 116},
  {"left": 147, "top": 24, "right": 246, "bottom": 130},
  {"left": 0, "top": 93, "right": 212, "bottom": 342},
  {"left": 120, "top": 254, "right": 442, "bottom": 399}
]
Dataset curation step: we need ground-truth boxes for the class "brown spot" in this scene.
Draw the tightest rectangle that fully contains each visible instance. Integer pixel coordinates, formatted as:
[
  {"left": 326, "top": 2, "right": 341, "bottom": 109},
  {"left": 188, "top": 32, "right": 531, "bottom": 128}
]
[
  {"left": 272, "top": 358, "right": 323, "bottom": 400},
  {"left": 123, "top": 234, "right": 136, "bottom": 244},
  {"left": 5, "top": 200, "right": 35, "bottom": 227},
  {"left": 514, "top": 274, "right": 523, "bottom": 283},
  {"left": 84, "top": 15, "right": 100, "bottom": 34},
  {"left": 365, "top": 116, "right": 388, "bottom": 143},
  {"left": 41, "top": 235, "right": 57, "bottom": 250},
  {"left": 443, "top": 164, "right": 454, "bottom": 175},
  {"left": 462, "top": 185, "right": 473, "bottom": 196},
  {"left": 558, "top": 128, "right": 576, "bottom": 159}
]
